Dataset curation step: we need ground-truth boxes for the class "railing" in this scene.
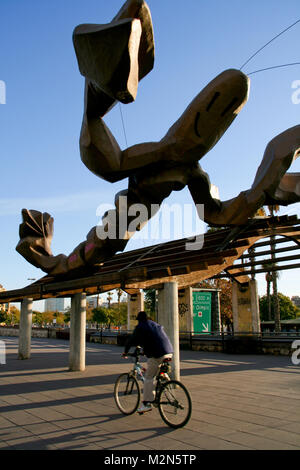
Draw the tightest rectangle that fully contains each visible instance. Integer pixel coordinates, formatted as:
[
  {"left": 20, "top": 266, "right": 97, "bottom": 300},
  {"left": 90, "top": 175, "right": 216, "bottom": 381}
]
[{"left": 1, "top": 325, "right": 299, "bottom": 352}]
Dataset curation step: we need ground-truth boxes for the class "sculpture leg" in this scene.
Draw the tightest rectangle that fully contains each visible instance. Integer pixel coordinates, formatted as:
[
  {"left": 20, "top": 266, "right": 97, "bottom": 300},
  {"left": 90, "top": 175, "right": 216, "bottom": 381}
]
[
  {"left": 16, "top": 209, "right": 68, "bottom": 273},
  {"left": 121, "top": 69, "right": 249, "bottom": 172},
  {"left": 78, "top": 66, "right": 249, "bottom": 182},
  {"left": 74, "top": 1, "right": 155, "bottom": 183},
  {"left": 73, "top": 0, "right": 154, "bottom": 107},
  {"left": 250, "top": 125, "right": 300, "bottom": 205},
  {"left": 272, "top": 172, "right": 300, "bottom": 204},
  {"left": 188, "top": 126, "right": 300, "bottom": 226},
  {"left": 49, "top": 177, "right": 174, "bottom": 276}
]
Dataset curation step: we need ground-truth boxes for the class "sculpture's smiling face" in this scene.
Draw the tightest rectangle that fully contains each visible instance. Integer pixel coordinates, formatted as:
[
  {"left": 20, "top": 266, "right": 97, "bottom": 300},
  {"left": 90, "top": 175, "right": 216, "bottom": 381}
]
[
  {"left": 162, "top": 68, "right": 250, "bottom": 165},
  {"left": 194, "top": 68, "right": 250, "bottom": 157}
]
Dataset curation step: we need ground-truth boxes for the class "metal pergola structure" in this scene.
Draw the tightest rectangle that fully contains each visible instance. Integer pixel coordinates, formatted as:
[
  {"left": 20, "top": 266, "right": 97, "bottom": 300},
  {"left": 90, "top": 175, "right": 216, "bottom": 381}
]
[{"left": 0, "top": 214, "right": 299, "bottom": 304}]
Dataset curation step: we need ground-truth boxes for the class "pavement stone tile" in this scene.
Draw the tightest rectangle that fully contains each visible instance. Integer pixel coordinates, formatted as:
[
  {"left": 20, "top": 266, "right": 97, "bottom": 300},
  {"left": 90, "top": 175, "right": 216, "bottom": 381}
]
[
  {"left": 134, "top": 434, "right": 200, "bottom": 451},
  {"left": 25, "top": 406, "right": 69, "bottom": 422},
  {"left": 4, "top": 435, "right": 49, "bottom": 450},
  {"left": 23, "top": 422, "right": 65, "bottom": 436},
  {"left": 0, "top": 416, "right": 17, "bottom": 430},
  {"left": 0, "top": 441, "right": 12, "bottom": 449},
  {"left": 0, "top": 410, "right": 42, "bottom": 426},
  {"left": 225, "top": 431, "right": 300, "bottom": 450},
  {"left": 279, "top": 422, "right": 300, "bottom": 434},
  {"left": 0, "top": 426, "right": 34, "bottom": 442},
  {"left": 249, "top": 427, "right": 300, "bottom": 447}
]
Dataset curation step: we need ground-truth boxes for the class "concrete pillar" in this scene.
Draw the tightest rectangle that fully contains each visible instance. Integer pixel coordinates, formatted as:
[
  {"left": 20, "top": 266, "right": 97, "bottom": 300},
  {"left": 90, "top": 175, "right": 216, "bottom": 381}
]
[
  {"left": 157, "top": 281, "right": 180, "bottom": 381},
  {"left": 178, "top": 287, "right": 193, "bottom": 333},
  {"left": 250, "top": 280, "right": 261, "bottom": 333},
  {"left": 18, "top": 298, "right": 33, "bottom": 360},
  {"left": 232, "top": 280, "right": 260, "bottom": 334},
  {"left": 127, "top": 290, "right": 144, "bottom": 330},
  {"left": 69, "top": 293, "right": 86, "bottom": 371}
]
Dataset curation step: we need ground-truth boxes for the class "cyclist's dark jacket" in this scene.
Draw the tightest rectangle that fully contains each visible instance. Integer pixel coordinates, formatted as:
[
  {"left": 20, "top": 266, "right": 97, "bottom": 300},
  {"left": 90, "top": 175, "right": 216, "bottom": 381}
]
[{"left": 124, "top": 320, "right": 173, "bottom": 358}]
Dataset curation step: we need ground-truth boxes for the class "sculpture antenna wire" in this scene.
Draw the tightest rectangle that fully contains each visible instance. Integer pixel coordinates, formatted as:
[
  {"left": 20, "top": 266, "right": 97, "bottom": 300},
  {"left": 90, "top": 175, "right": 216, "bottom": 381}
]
[
  {"left": 119, "top": 103, "right": 128, "bottom": 148},
  {"left": 240, "top": 18, "right": 300, "bottom": 71},
  {"left": 247, "top": 62, "right": 300, "bottom": 76}
]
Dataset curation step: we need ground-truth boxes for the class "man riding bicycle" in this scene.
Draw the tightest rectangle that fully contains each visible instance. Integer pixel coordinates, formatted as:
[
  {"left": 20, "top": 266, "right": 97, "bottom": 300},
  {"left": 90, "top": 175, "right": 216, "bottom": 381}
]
[{"left": 122, "top": 311, "right": 173, "bottom": 413}]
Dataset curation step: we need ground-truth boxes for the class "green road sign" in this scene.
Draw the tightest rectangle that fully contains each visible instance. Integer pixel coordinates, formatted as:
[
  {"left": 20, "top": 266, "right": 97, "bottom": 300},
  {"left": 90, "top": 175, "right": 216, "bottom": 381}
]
[{"left": 192, "top": 291, "right": 212, "bottom": 333}]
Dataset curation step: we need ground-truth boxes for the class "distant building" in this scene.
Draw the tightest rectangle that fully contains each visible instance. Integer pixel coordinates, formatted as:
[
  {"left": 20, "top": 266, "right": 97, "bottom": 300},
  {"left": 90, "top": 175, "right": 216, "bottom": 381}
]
[
  {"left": 44, "top": 297, "right": 65, "bottom": 313},
  {"left": 0, "top": 285, "right": 9, "bottom": 312},
  {"left": 291, "top": 296, "right": 300, "bottom": 308},
  {"left": 87, "top": 295, "right": 102, "bottom": 309}
]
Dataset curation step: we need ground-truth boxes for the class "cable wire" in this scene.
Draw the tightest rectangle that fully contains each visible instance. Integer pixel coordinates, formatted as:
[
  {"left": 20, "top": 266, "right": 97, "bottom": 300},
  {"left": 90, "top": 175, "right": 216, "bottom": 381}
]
[
  {"left": 247, "top": 62, "right": 300, "bottom": 76},
  {"left": 240, "top": 18, "right": 300, "bottom": 71},
  {"left": 119, "top": 103, "right": 128, "bottom": 148}
]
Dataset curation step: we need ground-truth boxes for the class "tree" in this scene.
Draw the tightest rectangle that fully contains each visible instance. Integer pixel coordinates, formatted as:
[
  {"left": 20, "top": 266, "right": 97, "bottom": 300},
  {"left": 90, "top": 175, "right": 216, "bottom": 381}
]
[
  {"left": 8, "top": 306, "right": 20, "bottom": 325},
  {"left": 115, "top": 288, "right": 124, "bottom": 326},
  {"left": 267, "top": 204, "right": 281, "bottom": 331},
  {"left": 144, "top": 289, "right": 156, "bottom": 319},
  {"left": 53, "top": 311, "right": 65, "bottom": 326},
  {"left": 92, "top": 307, "right": 110, "bottom": 327},
  {"left": 92, "top": 306, "right": 119, "bottom": 328},
  {"left": 110, "top": 302, "right": 127, "bottom": 326},
  {"left": 85, "top": 307, "right": 94, "bottom": 324},
  {"left": 260, "top": 293, "right": 300, "bottom": 322},
  {"left": 0, "top": 311, "right": 8, "bottom": 324},
  {"left": 262, "top": 261, "right": 280, "bottom": 321},
  {"left": 64, "top": 307, "right": 71, "bottom": 324},
  {"left": 215, "top": 279, "right": 233, "bottom": 330},
  {"left": 107, "top": 291, "right": 113, "bottom": 308},
  {"left": 33, "top": 311, "right": 54, "bottom": 326}
]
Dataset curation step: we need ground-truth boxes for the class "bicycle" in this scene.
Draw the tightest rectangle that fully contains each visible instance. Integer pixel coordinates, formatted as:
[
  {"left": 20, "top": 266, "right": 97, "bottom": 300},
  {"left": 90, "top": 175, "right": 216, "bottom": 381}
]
[{"left": 114, "top": 346, "right": 192, "bottom": 428}]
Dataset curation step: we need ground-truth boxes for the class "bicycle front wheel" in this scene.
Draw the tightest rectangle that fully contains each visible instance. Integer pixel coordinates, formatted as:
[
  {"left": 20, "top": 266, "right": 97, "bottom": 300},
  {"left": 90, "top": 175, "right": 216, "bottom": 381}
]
[
  {"left": 158, "top": 380, "right": 192, "bottom": 428},
  {"left": 114, "top": 373, "right": 141, "bottom": 415}
]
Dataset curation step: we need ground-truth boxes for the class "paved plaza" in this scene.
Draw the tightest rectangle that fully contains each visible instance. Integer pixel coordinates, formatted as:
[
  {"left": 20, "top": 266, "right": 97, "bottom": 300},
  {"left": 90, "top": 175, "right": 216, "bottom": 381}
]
[{"left": 0, "top": 336, "right": 299, "bottom": 450}]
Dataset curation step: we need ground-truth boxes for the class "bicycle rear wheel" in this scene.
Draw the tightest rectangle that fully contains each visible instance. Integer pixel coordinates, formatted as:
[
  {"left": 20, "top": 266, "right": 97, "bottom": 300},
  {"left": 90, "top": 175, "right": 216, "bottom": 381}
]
[
  {"left": 158, "top": 380, "right": 192, "bottom": 428},
  {"left": 114, "top": 373, "right": 141, "bottom": 415}
]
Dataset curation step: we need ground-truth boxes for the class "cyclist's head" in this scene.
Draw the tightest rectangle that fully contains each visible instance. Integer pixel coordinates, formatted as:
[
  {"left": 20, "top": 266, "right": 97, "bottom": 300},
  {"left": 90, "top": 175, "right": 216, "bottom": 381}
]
[{"left": 137, "top": 311, "right": 148, "bottom": 322}]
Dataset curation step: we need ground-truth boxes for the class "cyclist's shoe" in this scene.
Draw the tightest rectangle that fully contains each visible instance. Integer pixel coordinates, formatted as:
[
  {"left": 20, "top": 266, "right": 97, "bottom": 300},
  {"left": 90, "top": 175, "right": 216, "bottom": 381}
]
[{"left": 137, "top": 403, "right": 152, "bottom": 413}]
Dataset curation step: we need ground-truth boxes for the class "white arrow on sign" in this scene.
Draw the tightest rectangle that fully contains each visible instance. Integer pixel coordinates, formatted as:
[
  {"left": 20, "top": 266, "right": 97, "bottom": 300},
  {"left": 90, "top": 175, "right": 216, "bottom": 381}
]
[{"left": 202, "top": 323, "right": 209, "bottom": 332}]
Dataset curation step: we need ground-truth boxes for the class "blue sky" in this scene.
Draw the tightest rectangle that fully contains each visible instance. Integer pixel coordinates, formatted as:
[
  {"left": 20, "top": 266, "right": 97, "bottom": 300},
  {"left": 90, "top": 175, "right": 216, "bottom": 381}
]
[{"left": 0, "top": 0, "right": 299, "bottom": 309}]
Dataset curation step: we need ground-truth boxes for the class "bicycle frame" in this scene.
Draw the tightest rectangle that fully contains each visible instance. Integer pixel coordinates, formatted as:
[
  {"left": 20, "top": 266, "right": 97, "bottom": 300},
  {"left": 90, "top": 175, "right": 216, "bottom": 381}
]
[
  {"left": 127, "top": 348, "right": 171, "bottom": 399},
  {"left": 133, "top": 361, "right": 145, "bottom": 382},
  {"left": 127, "top": 350, "right": 145, "bottom": 382}
]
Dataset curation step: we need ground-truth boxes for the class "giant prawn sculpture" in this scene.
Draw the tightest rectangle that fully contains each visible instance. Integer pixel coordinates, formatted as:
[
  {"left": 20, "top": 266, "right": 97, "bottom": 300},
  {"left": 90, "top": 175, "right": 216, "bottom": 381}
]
[{"left": 16, "top": 0, "right": 300, "bottom": 278}]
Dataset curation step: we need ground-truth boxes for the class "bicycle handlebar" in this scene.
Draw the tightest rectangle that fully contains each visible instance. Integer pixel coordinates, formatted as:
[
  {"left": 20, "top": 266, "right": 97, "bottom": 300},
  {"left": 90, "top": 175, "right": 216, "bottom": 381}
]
[{"left": 123, "top": 346, "right": 144, "bottom": 358}]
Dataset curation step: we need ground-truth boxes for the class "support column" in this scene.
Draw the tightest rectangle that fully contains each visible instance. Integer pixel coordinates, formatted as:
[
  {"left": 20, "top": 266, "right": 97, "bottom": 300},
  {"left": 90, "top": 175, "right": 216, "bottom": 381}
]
[
  {"left": 232, "top": 280, "right": 261, "bottom": 334},
  {"left": 178, "top": 287, "right": 193, "bottom": 333},
  {"left": 127, "top": 290, "right": 144, "bottom": 330},
  {"left": 18, "top": 298, "right": 33, "bottom": 360},
  {"left": 69, "top": 293, "right": 86, "bottom": 371},
  {"left": 157, "top": 282, "right": 180, "bottom": 381},
  {"left": 250, "top": 279, "right": 261, "bottom": 333}
]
